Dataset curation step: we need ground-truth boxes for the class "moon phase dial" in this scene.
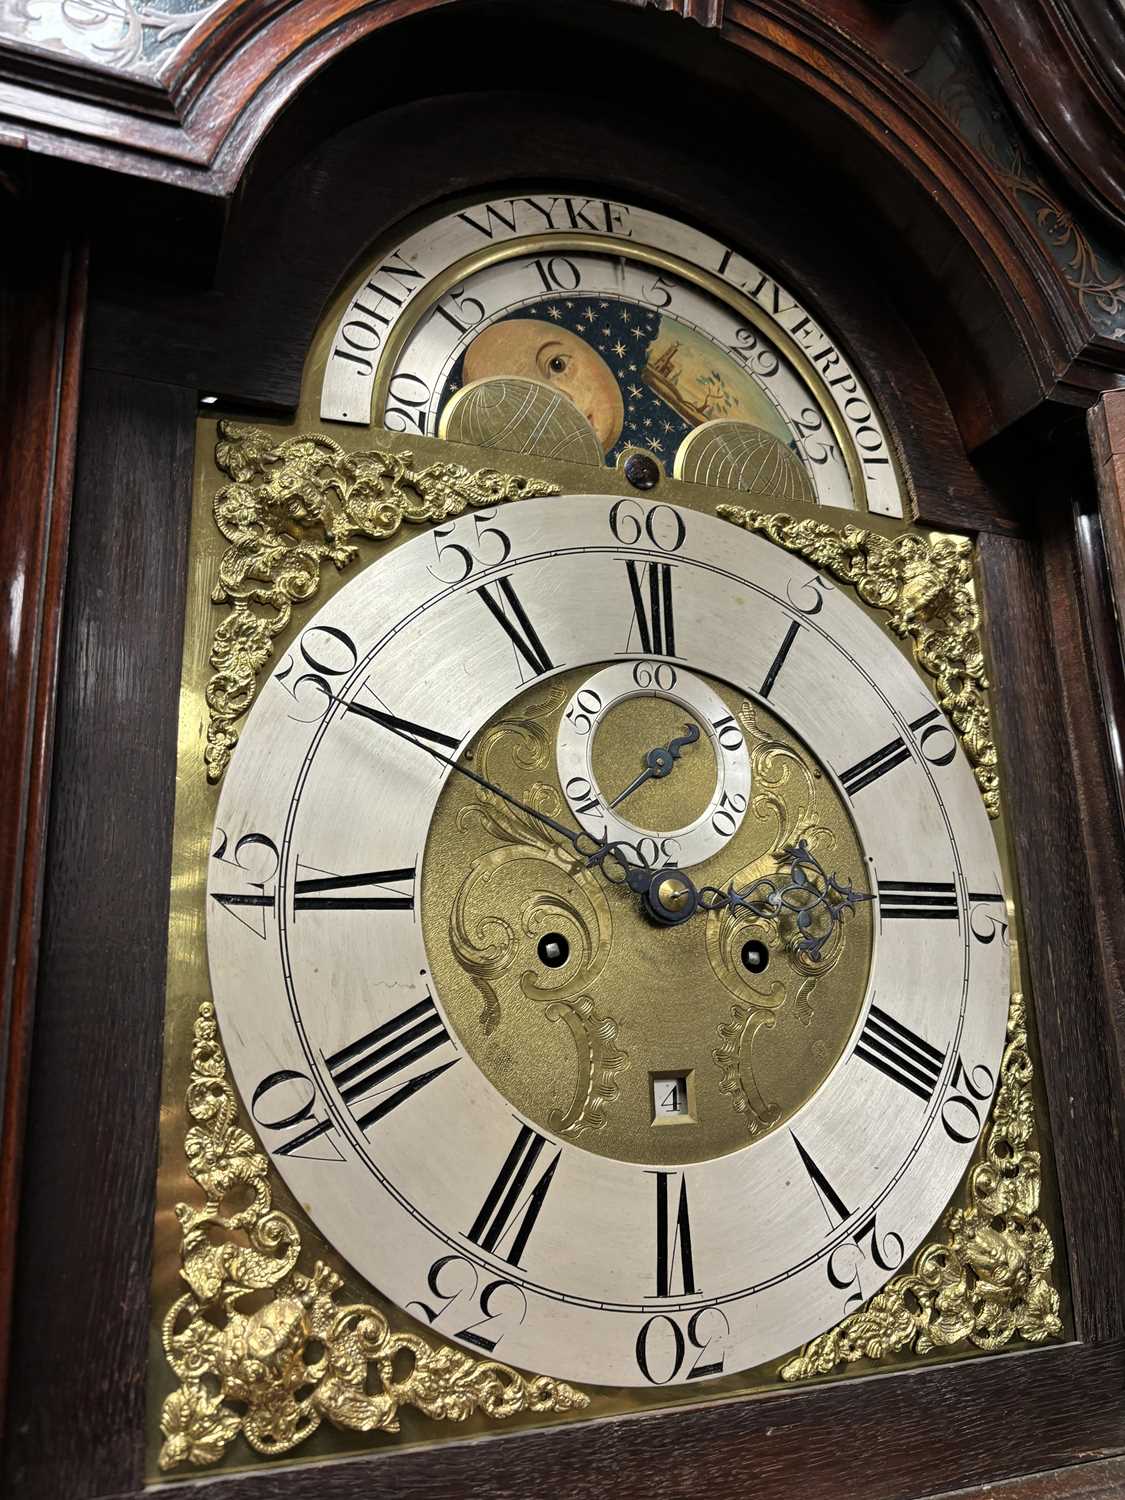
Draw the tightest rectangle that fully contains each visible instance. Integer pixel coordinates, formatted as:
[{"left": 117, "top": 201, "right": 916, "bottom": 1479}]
[{"left": 556, "top": 663, "right": 752, "bottom": 871}]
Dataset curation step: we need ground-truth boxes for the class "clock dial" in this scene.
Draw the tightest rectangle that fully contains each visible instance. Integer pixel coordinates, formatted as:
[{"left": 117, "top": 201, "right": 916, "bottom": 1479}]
[
  {"left": 318, "top": 196, "right": 906, "bottom": 517},
  {"left": 207, "top": 496, "right": 1008, "bottom": 1388}
]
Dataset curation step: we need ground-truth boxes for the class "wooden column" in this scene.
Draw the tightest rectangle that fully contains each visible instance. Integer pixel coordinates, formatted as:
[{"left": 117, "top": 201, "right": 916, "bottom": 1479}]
[
  {"left": 1090, "top": 391, "right": 1125, "bottom": 668},
  {"left": 0, "top": 178, "right": 87, "bottom": 1434}
]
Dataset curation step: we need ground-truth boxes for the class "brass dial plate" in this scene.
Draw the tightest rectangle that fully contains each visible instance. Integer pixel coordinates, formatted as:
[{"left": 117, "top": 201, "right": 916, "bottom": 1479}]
[
  {"left": 423, "top": 669, "right": 872, "bottom": 1166},
  {"left": 204, "top": 494, "right": 1009, "bottom": 1388}
]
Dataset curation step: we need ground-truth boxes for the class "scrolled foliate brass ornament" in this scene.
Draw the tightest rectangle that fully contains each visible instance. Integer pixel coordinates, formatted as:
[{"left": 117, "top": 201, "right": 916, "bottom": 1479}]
[
  {"left": 717, "top": 507, "right": 1000, "bottom": 818},
  {"left": 158, "top": 1001, "right": 587, "bottom": 1472},
  {"left": 779, "top": 993, "right": 1061, "bottom": 1381},
  {"left": 204, "top": 421, "right": 560, "bottom": 782}
]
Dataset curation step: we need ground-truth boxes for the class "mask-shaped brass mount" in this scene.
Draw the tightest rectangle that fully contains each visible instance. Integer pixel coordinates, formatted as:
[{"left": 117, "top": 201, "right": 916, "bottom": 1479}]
[
  {"left": 158, "top": 1001, "right": 588, "bottom": 1472},
  {"left": 718, "top": 507, "right": 1001, "bottom": 819},
  {"left": 203, "top": 422, "right": 560, "bottom": 782}
]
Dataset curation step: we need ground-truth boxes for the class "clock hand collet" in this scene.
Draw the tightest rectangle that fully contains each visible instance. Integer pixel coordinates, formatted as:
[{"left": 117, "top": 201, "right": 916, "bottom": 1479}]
[
  {"left": 644, "top": 840, "right": 873, "bottom": 961},
  {"left": 608, "top": 722, "right": 701, "bottom": 809}
]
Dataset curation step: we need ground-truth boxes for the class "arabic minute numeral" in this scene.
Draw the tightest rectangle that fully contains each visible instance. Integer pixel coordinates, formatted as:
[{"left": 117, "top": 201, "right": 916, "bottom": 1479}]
[
  {"left": 608, "top": 498, "right": 686, "bottom": 551},
  {"left": 632, "top": 660, "right": 677, "bottom": 690},
  {"left": 407, "top": 1256, "right": 528, "bottom": 1354},
  {"left": 635, "top": 1307, "right": 729, "bottom": 1384},
  {"left": 785, "top": 574, "right": 829, "bottom": 616},
  {"left": 564, "top": 687, "right": 603, "bottom": 734},
  {"left": 274, "top": 624, "right": 358, "bottom": 722},
  {"left": 969, "top": 890, "right": 1009, "bottom": 945},
  {"left": 564, "top": 775, "right": 607, "bottom": 840},
  {"left": 250, "top": 1068, "right": 343, "bottom": 1161},
  {"left": 941, "top": 1054, "right": 997, "bottom": 1143},
  {"left": 826, "top": 1212, "right": 904, "bottom": 1312},
  {"left": 711, "top": 789, "right": 747, "bottom": 839},
  {"left": 428, "top": 510, "right": 512, "bottom": 583},
  {"left": 711, "top": 713, "right": 744, "bottom": 751},
  {"left": 210, "top": 830, "right": 280, "bottom": 938}
]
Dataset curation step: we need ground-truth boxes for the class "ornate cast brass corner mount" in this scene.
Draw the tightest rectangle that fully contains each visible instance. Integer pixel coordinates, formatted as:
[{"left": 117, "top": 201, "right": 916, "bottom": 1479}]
[
  {"left": 718, "top": 508, "right": 1001, "bottom": 819},
  {"left": 203, "top": 422, "right": 560, "bottom": 783},
  {"left": 779, "top": 993, "right": 1061, "bottom": 1381},
  {"left": 159, "top": 1001, "right": 588, "bottom": 1472}
]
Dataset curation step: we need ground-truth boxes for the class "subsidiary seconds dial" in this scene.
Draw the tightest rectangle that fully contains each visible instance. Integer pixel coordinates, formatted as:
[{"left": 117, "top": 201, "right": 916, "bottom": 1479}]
[
  {"left": 207, "top": 494, "right": 1008, "bottom": 1389},
  {"left": 556, "top": 661, "right": 751, "bottom": 868}
]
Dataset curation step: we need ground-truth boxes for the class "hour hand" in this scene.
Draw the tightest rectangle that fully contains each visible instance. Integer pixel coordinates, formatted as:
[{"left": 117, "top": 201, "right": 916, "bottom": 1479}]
[
  {"left": 609, "top": 722, "right": 700, "bottom": 809},
  {"left": 698, "top": 840, "right": 873, "bottom": 960}
]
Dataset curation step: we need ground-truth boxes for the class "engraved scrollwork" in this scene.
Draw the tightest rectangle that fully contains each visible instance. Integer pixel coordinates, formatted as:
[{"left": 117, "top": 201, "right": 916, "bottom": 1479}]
[
  {"left": 447, "top": 691, "right": 628, "bottom": 1139},
  {"left": 7, "top": 0, "right": 219, "bottom": 72},
  {"left": 158, "top": 1002, "right": 587, "bottom": 1471},
  {"left": 204, "top": 421, "right": 559, "bottom": 782},
  {"left": 779, "top": 993, "right": 1061, "bottom": 1380},
  {"left": 931, "top": 65, "right": 1125, "bottom": 335},
  {"left": 708, "top": 702, "right": 851, "bottom": 1134},
  {"left": 719, "top": 509, "right": 1000, "bottom": 818}
]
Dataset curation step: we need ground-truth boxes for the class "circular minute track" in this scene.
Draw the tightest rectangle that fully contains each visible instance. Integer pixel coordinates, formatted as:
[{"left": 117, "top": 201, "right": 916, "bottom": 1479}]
[{"left": 207, "top": 495, "right": 1008, "bottom": 1388}]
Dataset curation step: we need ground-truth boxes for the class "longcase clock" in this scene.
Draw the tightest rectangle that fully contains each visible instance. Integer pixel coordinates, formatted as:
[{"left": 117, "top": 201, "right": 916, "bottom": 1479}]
[{"left": 2, "top": 5, "right": 1124, "bottom": 1500}]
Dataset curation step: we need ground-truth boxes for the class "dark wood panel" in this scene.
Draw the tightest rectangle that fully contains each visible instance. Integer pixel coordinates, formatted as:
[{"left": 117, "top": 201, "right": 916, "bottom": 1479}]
[
  {"left": 112, "top": 1340, "right": 1125, "bottom": 1500},
  {"left": 1, "top": 372, "right": 195, "bottom": 1500},
  {"left": 0, "top": 195, "right": 86, "bottom": 1435},
  {"left": 951, "top": 0, "right": 1125, "bottom": 237},
  {"left": 934, "top": 1454, "right": 1125, "bottom": 1500},
  {"left": 978, "top": 525, "right": 1125, "bottom": 1342}
]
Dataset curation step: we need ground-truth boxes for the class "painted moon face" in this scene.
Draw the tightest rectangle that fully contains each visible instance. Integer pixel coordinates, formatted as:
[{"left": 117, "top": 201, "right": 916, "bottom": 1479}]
[{"left": 463, "top": 320, "right": 625, "bottom": 452}]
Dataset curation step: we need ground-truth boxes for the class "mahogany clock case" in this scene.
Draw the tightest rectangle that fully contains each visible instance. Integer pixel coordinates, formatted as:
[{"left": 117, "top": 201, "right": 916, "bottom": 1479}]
[{"left": 3, "top": 4, "right": 1125, "bottom": 1498}]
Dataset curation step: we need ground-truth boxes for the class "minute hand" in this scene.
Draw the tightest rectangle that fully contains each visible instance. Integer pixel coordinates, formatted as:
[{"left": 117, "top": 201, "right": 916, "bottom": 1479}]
[{"left": 346, "top": 699, "right": 610, "bottom": 862}]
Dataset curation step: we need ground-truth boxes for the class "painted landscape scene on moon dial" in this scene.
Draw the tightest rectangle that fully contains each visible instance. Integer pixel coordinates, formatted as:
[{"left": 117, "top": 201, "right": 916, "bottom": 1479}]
[{"left": 436, "top": 293, "right": 816, "bottom": 499}]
